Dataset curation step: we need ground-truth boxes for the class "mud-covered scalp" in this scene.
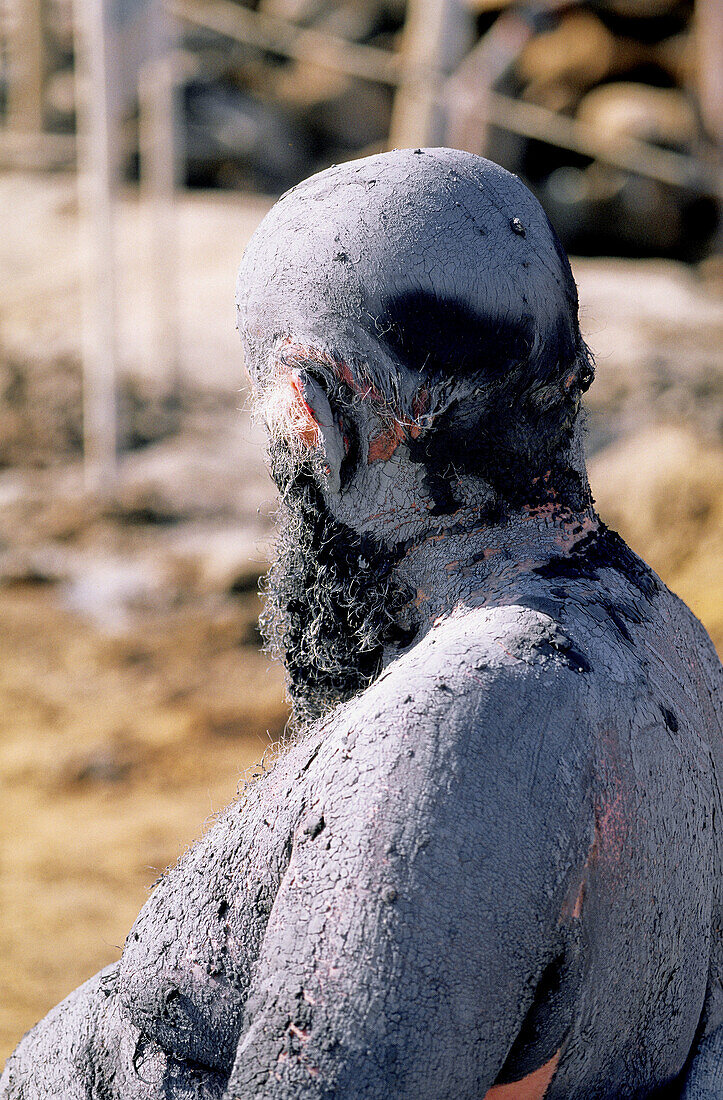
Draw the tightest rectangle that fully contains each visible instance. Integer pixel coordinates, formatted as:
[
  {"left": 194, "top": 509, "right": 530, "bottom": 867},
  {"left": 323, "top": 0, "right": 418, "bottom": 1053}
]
[
  {"left": 237, "top": 147, "right": 583, "bottom": 391},
  {"left": 237, "top": 147, "right": 593, "bottom": 512}
]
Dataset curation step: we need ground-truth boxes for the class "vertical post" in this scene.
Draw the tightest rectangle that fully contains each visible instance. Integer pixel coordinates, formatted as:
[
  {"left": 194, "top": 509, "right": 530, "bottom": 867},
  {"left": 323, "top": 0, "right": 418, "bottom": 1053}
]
[
  {"left": 6, "top": 0, "right": 44, "bottom": 133},
  {"left": 389, "top": 0, "right": 472, "bottom": 149},
  {"left": 446, "top": 12, "right": 534, "bottom": 157},
  {"left": 138, "top": 2, "right": 181, "bottom": 402},
  {"left": 695, "top": 0, "right": 723, "bottom": 147},
  {"left": 72, "top": 0, "right": 119, "bottom": 494}
]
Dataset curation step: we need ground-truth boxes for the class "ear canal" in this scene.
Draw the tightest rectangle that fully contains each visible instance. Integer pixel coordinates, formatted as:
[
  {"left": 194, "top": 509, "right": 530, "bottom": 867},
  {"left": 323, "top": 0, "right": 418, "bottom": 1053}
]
[{"left": 296, "top": 372, "right": 347, "bottom": 494}]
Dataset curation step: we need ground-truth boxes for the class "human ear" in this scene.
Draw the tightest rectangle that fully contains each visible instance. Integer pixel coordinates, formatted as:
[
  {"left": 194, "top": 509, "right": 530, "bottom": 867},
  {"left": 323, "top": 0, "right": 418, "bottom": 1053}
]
[{"left": 294, "top": 371, "right": 346, "bottom": 494}]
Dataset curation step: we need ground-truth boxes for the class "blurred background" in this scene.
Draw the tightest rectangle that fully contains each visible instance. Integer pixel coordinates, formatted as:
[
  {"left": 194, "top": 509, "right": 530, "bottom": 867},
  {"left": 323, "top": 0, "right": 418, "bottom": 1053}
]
[{"left": 0, "top": 0, "right": 721, "bottom": 1066}]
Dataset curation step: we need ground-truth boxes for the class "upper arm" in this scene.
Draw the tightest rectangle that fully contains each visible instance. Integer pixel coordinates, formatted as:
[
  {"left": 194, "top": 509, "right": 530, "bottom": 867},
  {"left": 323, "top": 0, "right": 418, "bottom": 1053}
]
[
  {"left": 0, "top": 966, "right": 182, "bottom": 1100},
  {"left": 226, "top": 630, "right": 596, "bottom": 1099}
]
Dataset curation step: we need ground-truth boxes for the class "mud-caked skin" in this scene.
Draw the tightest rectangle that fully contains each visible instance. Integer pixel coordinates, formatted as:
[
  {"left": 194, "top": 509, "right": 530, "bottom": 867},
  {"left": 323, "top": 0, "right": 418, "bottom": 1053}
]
[{"left": 3, "top": 149, "right": 723, "bottom": 1100}]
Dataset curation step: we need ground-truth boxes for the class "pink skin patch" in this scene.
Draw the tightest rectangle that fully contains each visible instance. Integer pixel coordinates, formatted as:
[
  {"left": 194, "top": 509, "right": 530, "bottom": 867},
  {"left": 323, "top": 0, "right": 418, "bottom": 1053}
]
[
  {"left": 366, "top": 386, "right": 429, "bottom": 463},
  {"left": 559, "top": 728, "right": 627, "bottom": 925},
  {"left": 484, "top": 1049, "right": 561, "bottom": 1100},
  {"left": 367, "top": 420, "right": 409, "bottom": 463}
]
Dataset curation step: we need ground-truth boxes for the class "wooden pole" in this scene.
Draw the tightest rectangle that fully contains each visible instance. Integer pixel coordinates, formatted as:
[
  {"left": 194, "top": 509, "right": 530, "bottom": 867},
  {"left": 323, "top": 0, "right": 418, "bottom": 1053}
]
[
  {"left": 482, "top": 89, "right": 721, "bottom": 196},
  {"left": 6, "top": 0, "right": 44, "bottom": 133},
  {"left": 446, "top": 11, "right": 533, "bottom": 156},
  {"left": 695, "top": 0, "right": 723, "bottom": 147},
  {"left": 72, "top": 0, "right": 119, "bottom": 494},
  {"left": 389, "top": 0, "right": 472, "bottom": 149},
  {"left": 138, "top": 3, "right": 181, "bottom": 402},
  {"left": 169, "top": 0, "right": 400, "bottom": 87}
]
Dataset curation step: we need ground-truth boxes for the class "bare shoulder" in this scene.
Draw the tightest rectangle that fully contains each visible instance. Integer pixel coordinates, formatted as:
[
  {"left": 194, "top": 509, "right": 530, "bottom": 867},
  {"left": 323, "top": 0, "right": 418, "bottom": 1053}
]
[
  {"left": 372, "top": 603, "right": 599, "bottom": 736},
  {"left": 316, "top": 602, "right": 601, "bottom": 826}
]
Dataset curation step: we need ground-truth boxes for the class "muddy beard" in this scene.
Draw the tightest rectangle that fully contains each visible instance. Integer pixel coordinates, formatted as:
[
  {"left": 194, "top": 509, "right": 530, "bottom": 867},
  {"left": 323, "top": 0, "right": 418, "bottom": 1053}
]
[{"left": 260, "top": 446, "right": 415, "bottom": 729}]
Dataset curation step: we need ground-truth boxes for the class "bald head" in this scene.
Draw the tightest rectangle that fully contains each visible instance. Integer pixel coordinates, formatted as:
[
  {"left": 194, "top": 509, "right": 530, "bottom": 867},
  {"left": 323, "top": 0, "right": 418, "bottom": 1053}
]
[
  {"left": 238, "top": 148, "right": 592, "bottom": 523},
  {"left": 237, "top": 147, "right": 581, "bottom": 386}
]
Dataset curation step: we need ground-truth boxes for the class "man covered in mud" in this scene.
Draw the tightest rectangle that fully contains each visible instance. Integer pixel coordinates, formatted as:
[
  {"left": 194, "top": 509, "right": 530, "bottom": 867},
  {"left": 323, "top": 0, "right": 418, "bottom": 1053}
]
[{"left": 3, "top": 149, "right": 723, "bottom": 1099}]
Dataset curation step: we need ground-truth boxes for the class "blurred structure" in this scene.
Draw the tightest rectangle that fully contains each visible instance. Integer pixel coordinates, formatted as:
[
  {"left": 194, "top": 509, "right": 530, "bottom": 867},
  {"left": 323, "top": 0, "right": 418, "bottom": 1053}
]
[
  {"left": 2, "top": 0, "right": 720, "bottom": 220},
  {"left": 72, "top": 0, "right": 179, "bottom": 490},
  {"left": 2, "top": 0, "right": 180, "bottom": 488},
  {"left": 1, "top": 0, "right": 720, "bottom": 483},
  {"left": 162, "top": 0, "right": 722, "bottom": 259}
]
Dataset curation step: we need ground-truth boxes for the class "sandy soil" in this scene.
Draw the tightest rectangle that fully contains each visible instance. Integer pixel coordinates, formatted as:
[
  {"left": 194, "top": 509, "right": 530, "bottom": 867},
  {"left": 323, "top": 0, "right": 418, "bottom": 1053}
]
[{"left": 0, "top": 173, "right": 721, "bottom": 1064}]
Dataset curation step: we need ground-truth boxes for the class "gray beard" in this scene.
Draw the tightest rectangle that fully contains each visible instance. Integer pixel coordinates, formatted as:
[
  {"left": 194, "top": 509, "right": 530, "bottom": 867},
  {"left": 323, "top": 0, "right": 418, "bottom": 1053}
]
[{"left": 260, "top": 446, "right": 415, "bottom": 728}]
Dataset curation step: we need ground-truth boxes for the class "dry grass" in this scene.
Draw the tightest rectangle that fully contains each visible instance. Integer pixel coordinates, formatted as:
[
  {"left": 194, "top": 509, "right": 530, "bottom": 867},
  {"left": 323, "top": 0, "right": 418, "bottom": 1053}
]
[
  {"left": 589, "top": 426, "right": 723, "bottom": 652},
  {"left": 0, "top": 586, "right": 287, "bottom": 1061}
]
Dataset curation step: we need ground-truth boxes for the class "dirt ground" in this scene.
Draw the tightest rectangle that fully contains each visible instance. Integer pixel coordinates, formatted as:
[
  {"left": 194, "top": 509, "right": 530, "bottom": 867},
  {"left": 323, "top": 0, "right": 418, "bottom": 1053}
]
[{"left": 0, "top": 174, "right": 721, "bottom": 1065}]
